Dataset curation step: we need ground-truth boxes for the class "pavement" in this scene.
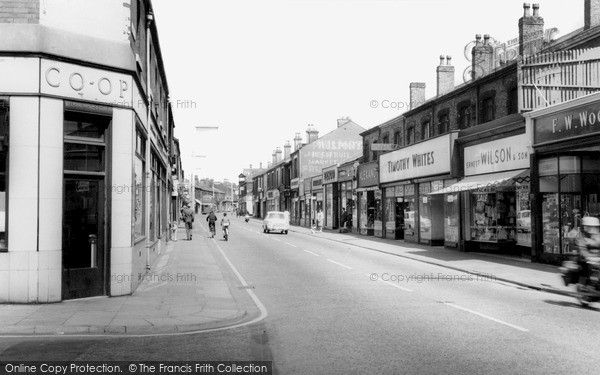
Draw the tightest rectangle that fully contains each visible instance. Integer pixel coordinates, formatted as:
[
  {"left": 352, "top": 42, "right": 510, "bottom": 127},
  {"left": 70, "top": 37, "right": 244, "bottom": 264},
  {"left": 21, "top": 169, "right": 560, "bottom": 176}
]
[
  {"left": 288, "top": 224, "right": 574, "bottom": 297},
  {"left": 0, "top": 224, "right": 255, "bottom": 336},
  {"left": 0, "top": 218, "right": 575, "bottom": 336}
]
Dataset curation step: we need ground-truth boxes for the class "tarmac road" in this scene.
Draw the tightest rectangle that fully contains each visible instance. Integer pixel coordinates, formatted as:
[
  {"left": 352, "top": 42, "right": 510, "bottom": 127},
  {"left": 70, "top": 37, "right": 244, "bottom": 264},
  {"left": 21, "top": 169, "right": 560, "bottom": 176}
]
[{"left": 1, "top": 216, "right": 599, "bottom": 374}]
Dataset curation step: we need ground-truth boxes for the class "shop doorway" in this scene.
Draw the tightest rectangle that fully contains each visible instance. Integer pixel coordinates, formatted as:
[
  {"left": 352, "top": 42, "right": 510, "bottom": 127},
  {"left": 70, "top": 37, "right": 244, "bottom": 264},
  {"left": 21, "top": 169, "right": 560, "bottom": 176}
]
[
  {"left": 61, "top": 105, "right": 110, "bottom": 300},
  {"left": 62, "top": 177, "right": 106, "bottom": 299},
  {"left": 395, "top": 198, "right": 407, "bottom": 240}
]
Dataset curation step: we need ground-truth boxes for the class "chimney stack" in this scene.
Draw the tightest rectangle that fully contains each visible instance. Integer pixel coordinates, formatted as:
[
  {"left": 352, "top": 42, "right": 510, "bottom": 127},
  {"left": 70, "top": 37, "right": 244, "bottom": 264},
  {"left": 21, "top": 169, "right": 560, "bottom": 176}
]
[
  {"left": 519, "top": 3, "right": 544, "bottom": 57},
  {"left": 337, "top": 117, "right": 351, "bottom": 127},
  {"left": 306, "top": 125, "right": 319, "bottom": 144},
  {"left": 294, "top": 132, "right": 303, "bottom": 151},
  {"left": 409, "top": 82, "right": 426, "bottom": 110},
  {"left": 436, "top": 55, "right": 455, "bottom": 96},
  {"left": 471, "top": 34, "right": 494, "bottom": 79},
  {"left": 276, "top": 147, "right": 282, "bottom": 163},
  {"left": 259, "top": 162, "right": 263, "bottom": 169},
  {"left": 585, "top": 0, "right": 600, "bottom": 30},
  {"left": 284, "top": 141, "right": 291, "bottom": 160},
  {"left": 272, "top": 150, "right": 277, "bottom": 165}
]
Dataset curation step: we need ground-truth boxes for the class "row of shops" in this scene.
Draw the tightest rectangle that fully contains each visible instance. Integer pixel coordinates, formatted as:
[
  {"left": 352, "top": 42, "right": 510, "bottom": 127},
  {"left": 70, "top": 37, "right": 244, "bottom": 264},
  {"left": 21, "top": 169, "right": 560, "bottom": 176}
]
[{"left": 289, "top": 93, "right": 600, "bottom": 264}]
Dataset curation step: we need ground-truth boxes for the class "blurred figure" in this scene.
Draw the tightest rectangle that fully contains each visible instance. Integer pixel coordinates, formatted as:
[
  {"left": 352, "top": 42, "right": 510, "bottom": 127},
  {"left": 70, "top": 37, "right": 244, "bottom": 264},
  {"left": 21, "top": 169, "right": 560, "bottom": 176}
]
[{"left": 182, "top": 204, "right": 195, "bottom": 240}]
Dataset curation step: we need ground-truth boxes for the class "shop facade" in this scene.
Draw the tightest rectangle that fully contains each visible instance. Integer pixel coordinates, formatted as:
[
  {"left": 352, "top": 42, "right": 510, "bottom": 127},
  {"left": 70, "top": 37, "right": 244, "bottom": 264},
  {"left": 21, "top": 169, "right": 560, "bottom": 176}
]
[
  {"left": 290, "top": 178, "right": 300, "bottom": 225},
  {"left": 356, "top": 161, "right": 381, "bottom": 236},
  {"left": 337, "top": 161, "right": 357, "bottom": 232},
  {"left": 526, "top": 92, "right": 600, "bottom": 264},
  {"left": 439, "top": 133, "right": 531, "bottom": 254},
  {"left": 379, "top": 134, "right": 457, "bottom": 245},
  {"left": 322, "top": 165, "right": 339, "bottom": 229},
  {"left": 0, "top": 54, "right": 173, "bottom": 302},
  {"left": 303, "top": 179, "right": 312, "bottom": 227},
  {"left": 311, "top": 175, "right": 323, "bottom": 226}
]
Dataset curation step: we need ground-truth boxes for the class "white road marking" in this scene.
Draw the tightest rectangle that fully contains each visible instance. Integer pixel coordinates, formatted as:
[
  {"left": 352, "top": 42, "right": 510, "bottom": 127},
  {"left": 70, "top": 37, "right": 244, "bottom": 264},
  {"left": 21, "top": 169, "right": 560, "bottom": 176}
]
[
  {"left": 303, "top": 249, "right": 320, "bottom": 257},
  {"left": 444, "top": 302, "right": 529, "bottom": 332},
  {"left": 284, "top": 242, "right": 297, "bottom": 247},
  {"left": 366, "top": 274, "right": 413, "bottom": 292},
  {"left": 326, "top": 258, "right": 353, "bottom": 270},
  {"left": 381, "top": 280, "right": 413, "bottom": 292},
  {"left": 271, "top": 238, "right": 283, "bottom": 242}
]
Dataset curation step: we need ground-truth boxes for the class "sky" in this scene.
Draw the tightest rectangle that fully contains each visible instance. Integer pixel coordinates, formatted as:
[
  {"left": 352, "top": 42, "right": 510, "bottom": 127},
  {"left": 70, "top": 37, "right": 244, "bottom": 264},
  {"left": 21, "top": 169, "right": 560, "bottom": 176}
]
[{"left": 151, "top": 0, "right": 584, "bottom": 182}]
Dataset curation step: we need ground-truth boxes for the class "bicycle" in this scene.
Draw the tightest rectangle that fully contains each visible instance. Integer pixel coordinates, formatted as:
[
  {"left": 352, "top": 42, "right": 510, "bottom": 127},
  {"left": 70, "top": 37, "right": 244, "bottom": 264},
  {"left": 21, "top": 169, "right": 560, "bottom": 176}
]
[
  {"left": 208, "top": 222, "right": 216, "bottom": 238},
  {"left": 222, "top": 224, "right": 229, "bottom": 241}
]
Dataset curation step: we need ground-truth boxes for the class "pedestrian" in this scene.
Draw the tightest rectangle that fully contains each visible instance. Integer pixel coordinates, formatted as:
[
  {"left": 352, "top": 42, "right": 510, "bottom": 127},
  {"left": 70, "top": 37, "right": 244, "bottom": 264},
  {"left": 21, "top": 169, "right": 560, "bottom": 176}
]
[
  {"left": 340, "top": 208, "right": 347, "bottom": 233},
  {"left": 317, "top": 209, "right": 324, "bottom": 232},
  {"left": 182, "top": 204, "right": 195, "bottom": 240}
]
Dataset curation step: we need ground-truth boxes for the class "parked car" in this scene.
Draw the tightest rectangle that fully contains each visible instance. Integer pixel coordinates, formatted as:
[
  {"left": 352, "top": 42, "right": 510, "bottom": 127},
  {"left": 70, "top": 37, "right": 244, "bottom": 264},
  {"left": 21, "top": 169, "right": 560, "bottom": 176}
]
[
  {"left": 263, "top": 211, "right": 289, "bottom": 234},
  {"left": 517, "top": 210, "right": 531, "bottom": 232}
]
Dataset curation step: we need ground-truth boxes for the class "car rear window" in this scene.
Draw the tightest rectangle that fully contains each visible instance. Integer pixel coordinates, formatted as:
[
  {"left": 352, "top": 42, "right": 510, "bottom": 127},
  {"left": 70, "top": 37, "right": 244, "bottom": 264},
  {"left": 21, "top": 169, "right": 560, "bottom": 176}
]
[{"left": 268, "top": 213, "right": 284, "bottom": 219}]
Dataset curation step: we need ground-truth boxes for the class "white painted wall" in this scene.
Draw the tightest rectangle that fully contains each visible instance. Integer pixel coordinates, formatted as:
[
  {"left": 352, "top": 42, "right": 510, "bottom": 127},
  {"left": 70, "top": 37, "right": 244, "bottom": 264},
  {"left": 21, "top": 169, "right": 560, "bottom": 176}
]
[{"left": 39, "top": 0, "right": 131, "bottom": 44}]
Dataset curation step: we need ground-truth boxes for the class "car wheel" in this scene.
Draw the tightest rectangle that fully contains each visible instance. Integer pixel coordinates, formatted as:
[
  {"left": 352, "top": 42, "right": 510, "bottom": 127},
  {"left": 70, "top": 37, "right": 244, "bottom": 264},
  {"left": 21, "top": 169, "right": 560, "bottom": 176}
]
[
  {"left": 285, "top": 230, "right": 288, "bottom": 234},
  {"left": 263, "top": 228, "right": 266, "bottom": 233}
]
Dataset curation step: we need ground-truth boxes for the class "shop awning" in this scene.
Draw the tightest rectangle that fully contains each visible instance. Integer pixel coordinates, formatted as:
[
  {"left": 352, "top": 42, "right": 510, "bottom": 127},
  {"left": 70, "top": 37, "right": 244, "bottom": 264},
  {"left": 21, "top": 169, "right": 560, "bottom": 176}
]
[{"left": 429, "top": 169, "right": 529, "bottom": 195}]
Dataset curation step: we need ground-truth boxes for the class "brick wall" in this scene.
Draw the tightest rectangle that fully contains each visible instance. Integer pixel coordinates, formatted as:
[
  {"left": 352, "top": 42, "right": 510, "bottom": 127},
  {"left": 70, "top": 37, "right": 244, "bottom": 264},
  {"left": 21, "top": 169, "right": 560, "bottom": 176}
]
[{"left": 0, "top": 0, "right": 39, "bottom": 23}]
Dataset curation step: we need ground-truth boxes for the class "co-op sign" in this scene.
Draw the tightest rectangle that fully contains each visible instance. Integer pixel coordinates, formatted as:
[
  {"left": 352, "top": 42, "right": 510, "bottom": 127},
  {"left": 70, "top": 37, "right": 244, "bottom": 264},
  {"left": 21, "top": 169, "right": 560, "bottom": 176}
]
[
  {"left": 41, "top": 59, "right": 132, "bottom": 105},
  {"left": 379, "top": 134, "right": 455, "bottom": 183}
]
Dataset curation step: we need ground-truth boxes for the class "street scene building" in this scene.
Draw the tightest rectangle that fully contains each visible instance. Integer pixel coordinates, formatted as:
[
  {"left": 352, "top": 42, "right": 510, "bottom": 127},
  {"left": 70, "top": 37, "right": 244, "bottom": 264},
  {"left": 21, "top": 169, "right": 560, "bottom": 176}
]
[{"left": 0, "top": 0, "right": 178, "bottom": 302}]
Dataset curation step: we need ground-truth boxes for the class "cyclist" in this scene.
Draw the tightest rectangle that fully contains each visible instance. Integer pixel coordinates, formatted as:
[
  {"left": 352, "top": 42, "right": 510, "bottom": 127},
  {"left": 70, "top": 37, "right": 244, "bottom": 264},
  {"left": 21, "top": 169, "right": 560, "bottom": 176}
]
[
  {"left": 206, "top": 211, "right": 218, "bottom": 238},
  {"left": 221, "top": 212, "right": 231, "bottom": 239}
]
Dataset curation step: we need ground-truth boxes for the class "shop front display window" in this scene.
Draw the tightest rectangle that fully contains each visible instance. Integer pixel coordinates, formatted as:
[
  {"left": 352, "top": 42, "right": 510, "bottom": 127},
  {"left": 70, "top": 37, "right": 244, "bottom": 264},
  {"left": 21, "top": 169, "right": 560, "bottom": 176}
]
[
  {"left": 419, "top": 195, "right": 432, "bottom": 241},
  {"left": 516, "top": 184, "right": 531, "bottom": 246},
  {"left": 404, "top": 196, "right": 417, "bottom": 239},
  {"left": 539, "top": 156, "right": 587, "bottom": 255},
  {"left": 470, "top": 189, "right": 517, "bottom": 242},
  {"left": 444, "top": 193, "right": 459, "bottom": 244},
  {"left": 359, "top": 192, "right": 368, "bottom": 231}
]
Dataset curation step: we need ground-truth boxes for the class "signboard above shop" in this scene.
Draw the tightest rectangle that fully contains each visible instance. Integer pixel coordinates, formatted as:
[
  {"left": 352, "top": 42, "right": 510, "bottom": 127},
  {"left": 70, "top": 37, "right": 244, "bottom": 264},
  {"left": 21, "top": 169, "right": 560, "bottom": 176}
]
[
  {"left": 322, "top": 165, "right": 338, "bottom": 184},
  {"left": 464, "top": 134, "right": 530, "bottom": 176},
  {"left": 357, "top": 162, "right": 379, "bottom": 188},
  {"left": 533, "top": 96, "right": 600, "bottom": 145},
  {"left": 379, "top": 133, "right": 456, "bottom": 184}
]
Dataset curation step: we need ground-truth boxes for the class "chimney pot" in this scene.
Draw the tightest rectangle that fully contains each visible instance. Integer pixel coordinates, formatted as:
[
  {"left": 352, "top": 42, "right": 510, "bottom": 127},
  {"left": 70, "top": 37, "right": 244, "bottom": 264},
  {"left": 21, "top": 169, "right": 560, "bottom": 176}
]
[
  {"left": 523, "top": 3, "right": 531, "bottom": 17},
  {"left": 532, "top": 3, "right": 539, "bottom": 17},
  {"left": 446, "top": 55, "right": 452, "bottom": 65},
  {"left": 483, "top": 34, "right": 490, "bottom": 44},
  {"left": 439, "top": 55, "right": 445, "bottom": 65}
]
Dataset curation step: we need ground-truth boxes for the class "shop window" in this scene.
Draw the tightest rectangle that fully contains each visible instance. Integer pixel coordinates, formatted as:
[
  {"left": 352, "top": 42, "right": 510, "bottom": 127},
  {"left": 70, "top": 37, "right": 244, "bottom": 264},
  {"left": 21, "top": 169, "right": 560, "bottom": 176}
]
[
  {"left": 421, "top": 120, "right": 430, "bottom": 140},
  {"left": 470, "top": 189, "right": 517, "bottom": 242},
  {"left": 0, "top": 99, "right": 8, "bottom": 251},
  {"left": 539, "top": 156, "right": 583, "bottom": 255},
  {"left": 134, "top": 126, "right": 146, "bottom": 242}
]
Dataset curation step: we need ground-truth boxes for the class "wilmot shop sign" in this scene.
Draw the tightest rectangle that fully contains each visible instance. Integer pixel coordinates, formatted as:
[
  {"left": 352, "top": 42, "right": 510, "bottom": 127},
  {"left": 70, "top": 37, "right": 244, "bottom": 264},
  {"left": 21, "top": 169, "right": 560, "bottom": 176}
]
[
  {"left": 379, "top": 134, "right": 455, "bottom": 184},
  {"left": 464, "top": 134, "right": 530, "bottom": 176},
  {"left": 534, "top": 99, "right": 600, "bottom": 145}
]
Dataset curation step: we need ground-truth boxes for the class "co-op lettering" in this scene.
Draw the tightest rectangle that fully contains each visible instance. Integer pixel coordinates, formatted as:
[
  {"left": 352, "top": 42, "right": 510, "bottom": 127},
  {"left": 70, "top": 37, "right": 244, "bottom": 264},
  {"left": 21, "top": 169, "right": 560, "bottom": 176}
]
[{"left": 45, "top": 67, "right": 129, "bottom": 98}]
